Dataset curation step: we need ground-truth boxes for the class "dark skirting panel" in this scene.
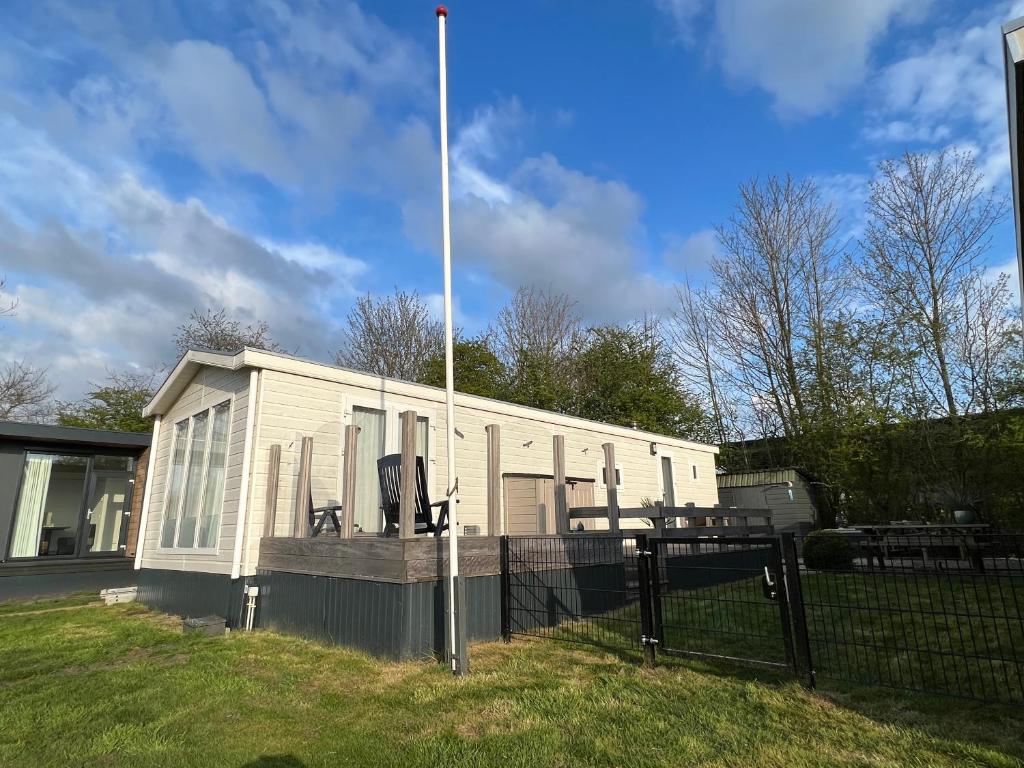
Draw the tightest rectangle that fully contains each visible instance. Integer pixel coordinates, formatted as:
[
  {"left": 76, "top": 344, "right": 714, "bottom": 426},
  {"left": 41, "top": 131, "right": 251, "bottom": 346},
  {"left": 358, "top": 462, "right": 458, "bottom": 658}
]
[
  {"left": 137, "top": 568, "right": 247, "bottom": 627},
  {"left": 0, "top": 561, "right": 137, "bottom": 602},
  {"left": 255, "top": 570, "right": 502, "bottom": 660}
]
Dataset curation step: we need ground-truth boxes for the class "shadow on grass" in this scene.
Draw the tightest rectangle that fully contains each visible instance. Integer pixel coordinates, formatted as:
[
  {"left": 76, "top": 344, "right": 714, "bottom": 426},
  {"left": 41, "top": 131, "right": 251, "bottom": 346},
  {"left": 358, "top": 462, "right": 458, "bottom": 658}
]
[{"left": 241, "top": 756, "right": 306, "bottom": 767}]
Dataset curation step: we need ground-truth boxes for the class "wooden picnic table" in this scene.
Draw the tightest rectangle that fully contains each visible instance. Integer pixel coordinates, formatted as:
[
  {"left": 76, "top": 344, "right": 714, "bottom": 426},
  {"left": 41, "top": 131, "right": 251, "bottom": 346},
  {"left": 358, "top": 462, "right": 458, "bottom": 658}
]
[{"left": 851, "top": 523, "right": 991, "bottom": 571}]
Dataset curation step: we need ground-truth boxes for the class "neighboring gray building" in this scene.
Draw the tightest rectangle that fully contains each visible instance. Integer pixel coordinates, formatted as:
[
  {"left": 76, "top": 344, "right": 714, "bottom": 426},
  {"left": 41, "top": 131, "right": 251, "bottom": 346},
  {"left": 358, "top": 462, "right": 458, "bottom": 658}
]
[
  {"left": 1, "top": 422, "right": 151, "bottom": 600},
  {"left": 717, "top": 467, "right": 819, "bottom": 533}
]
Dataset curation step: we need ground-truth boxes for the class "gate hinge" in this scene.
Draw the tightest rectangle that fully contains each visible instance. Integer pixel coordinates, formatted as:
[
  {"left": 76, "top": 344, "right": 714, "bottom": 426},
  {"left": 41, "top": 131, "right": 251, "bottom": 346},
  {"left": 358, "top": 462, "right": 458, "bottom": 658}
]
[{"left": 641, "top": 635, "right": 659, "bottom": 646}]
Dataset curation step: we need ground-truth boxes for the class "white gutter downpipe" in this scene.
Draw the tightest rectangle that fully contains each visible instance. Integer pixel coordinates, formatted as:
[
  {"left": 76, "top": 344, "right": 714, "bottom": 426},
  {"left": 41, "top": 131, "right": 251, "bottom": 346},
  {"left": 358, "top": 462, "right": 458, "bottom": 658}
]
[
  {"left": 436, "top": 4, "right": 467, "bottom": 676},
  {"left": 133, "top": 414, "right": 161, "bottom": 570},
  {"left": 230, "top": 369, "right": 260, "bottom": 581}
]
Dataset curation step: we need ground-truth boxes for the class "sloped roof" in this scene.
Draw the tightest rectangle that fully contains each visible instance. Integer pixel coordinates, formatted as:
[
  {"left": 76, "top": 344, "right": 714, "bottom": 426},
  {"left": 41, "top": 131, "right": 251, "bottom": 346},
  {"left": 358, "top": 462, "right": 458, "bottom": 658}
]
[{"left": 716, "top": 467, "right": 817, "bottom": 488}]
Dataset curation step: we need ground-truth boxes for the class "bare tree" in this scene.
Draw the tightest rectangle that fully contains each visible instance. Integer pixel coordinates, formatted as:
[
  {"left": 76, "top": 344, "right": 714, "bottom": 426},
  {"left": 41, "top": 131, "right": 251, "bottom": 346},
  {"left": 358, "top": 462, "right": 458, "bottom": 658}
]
[
  {"left": 952, "top": 271, "right": 1019, "bottom": 413},
  {"left": 491, "top": 286, "right": 581, "bottom": 410},
  {"left": 0, "top": 276, "right": 16, "bottom": 318},
  {"left": 858, "top": 150, "right": 1006, "bottom": 424},
  {"left": 711, "top": 175, "right": 848, "bottom": 438},
  {"left": 0, "top": 361, "right": 55, "bottom": 422},
  {"left": 667, "top": 281, "right": 731, "bottom": 444},
  {"left": 174, "top": 308, "right": 280, "bottom": 356},
  {"left": 335, "top": 289, "right": 443, "bottom": 381},
  {"left": 493, "top": 285, "right": 580, "bottom": 365},
  {"left": 0, "top": 276, "right": 54, "bottom": 422}
]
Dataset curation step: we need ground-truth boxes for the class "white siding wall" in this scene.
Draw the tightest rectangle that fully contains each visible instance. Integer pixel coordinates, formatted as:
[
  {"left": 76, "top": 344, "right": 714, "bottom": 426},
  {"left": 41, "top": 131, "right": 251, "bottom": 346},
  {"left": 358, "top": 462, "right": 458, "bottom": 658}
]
[
  {"left": 140, "top": 367, "right": 251, "bottom": 575},
  {"left": 241, "top": 367, "right": 719, "bottom": 575}
]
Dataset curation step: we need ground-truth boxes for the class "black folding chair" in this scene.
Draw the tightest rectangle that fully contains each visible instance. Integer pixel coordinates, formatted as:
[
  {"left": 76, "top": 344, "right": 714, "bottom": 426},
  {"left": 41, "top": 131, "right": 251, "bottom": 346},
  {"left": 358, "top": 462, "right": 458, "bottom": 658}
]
[
  {"left": 308, "top": 490, "right": 343, "bottom": 537},
  {"left": 377, "top": 454, "right": 449, "bottom": 537}
]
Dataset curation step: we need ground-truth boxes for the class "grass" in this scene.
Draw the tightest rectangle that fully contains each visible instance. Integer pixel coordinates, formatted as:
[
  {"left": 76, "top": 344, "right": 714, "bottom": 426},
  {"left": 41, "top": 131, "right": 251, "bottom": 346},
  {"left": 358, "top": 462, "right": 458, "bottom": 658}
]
[{"left": 2, "top": 597, "right": 1024, "bottom": 767}]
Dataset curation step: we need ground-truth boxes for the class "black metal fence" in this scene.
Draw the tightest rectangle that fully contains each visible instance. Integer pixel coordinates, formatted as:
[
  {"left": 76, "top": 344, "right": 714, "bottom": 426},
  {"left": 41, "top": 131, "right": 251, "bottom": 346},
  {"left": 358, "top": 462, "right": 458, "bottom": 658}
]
[
  {"left": 797, "top": 533, "right": 1024, "bottom": 703},
  {"left": 501, "top": 531, "right": 1024, "bottom": 705},
  {"left": 501, "top": 535, "right": 642, "bottom": 653}
]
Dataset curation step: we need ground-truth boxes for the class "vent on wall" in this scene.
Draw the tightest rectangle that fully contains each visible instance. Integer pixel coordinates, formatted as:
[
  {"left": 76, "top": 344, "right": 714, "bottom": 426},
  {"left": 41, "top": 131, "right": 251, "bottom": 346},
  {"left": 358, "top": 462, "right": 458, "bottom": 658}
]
[{"left": 463, "top": 525, "right": 481, "bottom": 536}]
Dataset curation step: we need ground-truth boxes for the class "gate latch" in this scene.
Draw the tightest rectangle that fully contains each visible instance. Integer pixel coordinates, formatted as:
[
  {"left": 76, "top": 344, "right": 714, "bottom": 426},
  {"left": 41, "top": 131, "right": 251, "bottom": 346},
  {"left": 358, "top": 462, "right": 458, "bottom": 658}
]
[
  {"left": 641, "top": 635, "right": 660, "bottom": 646},
  {"left": 762, "top": 566, "right": 779, "bottom": 601}
]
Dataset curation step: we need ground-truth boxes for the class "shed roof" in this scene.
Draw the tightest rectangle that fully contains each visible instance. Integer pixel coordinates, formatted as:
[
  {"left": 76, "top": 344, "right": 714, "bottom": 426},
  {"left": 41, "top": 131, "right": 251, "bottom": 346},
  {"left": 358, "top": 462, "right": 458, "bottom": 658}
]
[
  {"left": 0, "top": 421, "right": 152, "bottom": 449},
  {"left": 716, "top": 467, "right": 816, "bottom": 489}
]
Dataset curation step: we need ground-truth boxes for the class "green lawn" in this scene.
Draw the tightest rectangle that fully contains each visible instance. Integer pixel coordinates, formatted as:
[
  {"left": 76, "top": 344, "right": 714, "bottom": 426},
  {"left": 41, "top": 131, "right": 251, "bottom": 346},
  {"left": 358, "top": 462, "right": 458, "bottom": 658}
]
[{"left": 2, "top": 596, "right": 1024, "bottom": 767}]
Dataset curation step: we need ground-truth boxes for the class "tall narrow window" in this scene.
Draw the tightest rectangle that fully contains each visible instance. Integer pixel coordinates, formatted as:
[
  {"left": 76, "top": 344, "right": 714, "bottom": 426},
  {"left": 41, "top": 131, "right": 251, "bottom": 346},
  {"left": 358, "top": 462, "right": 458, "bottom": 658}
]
[
  {"left": 161, "top": 421, "right": 190, "bottom": 548},
  {"left": 161, "top": 401, "right": 231, "bottom": 550},
  {"left": 176, "top": 410, "right": 209, "bottom": 548},
  {"left": 416, "top": 416, "right": 429, "bottom": 468},
  {"left": 661, "top": 456, "right": 676, "bottom": 507},
  {"left": 352, "top": 406, "right": 386, "bottom": 533},
  {"left": 197, "top": 402, "right": 231, "bottom": 548}
]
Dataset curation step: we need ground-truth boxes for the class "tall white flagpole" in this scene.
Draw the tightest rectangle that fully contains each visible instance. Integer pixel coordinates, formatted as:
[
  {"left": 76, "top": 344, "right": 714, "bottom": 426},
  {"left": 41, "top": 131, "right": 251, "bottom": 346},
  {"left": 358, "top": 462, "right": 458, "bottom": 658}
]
[{"left": 436, "top": 4, "right": 466, "bottom": 676}]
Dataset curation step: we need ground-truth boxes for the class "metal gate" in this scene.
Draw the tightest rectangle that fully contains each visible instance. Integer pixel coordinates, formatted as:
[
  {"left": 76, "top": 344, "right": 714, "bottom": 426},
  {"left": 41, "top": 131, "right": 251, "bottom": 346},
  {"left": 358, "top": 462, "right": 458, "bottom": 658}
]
[
  {"left": 645, "top": 535, "right": 809, "bottom": 674},
  {"left": 501, "top": 533, "right": 811, "bottom": 678}
]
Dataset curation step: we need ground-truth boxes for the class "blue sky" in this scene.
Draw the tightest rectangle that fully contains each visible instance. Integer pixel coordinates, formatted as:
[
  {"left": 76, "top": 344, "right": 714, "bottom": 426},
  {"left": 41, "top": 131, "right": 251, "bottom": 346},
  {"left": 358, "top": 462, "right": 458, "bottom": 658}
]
[{"left": 0, "top": 0, "right": 1020, "bottom": 398}]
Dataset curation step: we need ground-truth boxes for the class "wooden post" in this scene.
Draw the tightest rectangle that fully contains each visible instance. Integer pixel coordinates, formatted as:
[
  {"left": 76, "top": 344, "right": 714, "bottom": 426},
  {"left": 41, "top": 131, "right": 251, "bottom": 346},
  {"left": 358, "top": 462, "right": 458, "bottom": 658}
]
[
  {"left": 293, "top": 436, "right": 313, "bottom": 538},
  {"left": 653, "top": 500, "right": 666, "bottom": 534},
  {"left": 340, "top": 424, "right": 359, "bottom": 538},
  {"left": 399, "top": 410, "right": 418, "bottom": 539},
  {"left": 553, "top": 434, "right": 569, "bottom": 534},
  {"left": 262, "top": 444, "right": 281, "bottom": 538},
  {"left": 486, "top": 424, "right": 502, "bottom": 536},
  {"left": 603, "top": 442, "right": 620, "bottom": 533}
]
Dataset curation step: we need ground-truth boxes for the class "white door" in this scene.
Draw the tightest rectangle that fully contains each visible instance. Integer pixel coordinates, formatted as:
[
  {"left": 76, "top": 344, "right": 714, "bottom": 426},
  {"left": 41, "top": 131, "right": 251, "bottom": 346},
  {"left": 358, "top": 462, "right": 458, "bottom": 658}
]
[{"left": 352, "top": 406, "right": 386, "bottom": 533}]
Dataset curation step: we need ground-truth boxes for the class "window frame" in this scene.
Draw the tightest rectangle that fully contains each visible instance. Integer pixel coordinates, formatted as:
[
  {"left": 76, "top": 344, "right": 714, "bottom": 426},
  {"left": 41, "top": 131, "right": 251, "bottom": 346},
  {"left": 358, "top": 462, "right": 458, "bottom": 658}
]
[
  {"left": 657, "top": 451, "right": 676, "bottom": 507},
  {"left": 6, "top": 449, "right": 137, "bottom": 561},
  {"left": 346, "top": 393, "right": 438, "bottom": 495},
  {"left": 597, "top": 462, "right": 625, "bottom": 491},
  {"left": 157, "top": 399, "right": 233, "bottom": 555}
]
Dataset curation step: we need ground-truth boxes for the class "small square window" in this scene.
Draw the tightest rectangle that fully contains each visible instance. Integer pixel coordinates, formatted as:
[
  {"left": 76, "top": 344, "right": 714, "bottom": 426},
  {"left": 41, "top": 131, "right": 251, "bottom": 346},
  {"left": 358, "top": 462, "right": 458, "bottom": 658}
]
[{"left": 601, "top": 465, "right": 623, "bottom": 488}]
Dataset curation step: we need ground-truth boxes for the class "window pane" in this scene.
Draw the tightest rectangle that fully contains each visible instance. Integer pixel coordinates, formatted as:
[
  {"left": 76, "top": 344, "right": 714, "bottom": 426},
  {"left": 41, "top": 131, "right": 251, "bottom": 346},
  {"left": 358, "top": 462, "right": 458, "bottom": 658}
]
[
  {"left": 10, "top": 454, "right": 88, "bottom": 558},
  {"left": 197, "top": 403, "right": 230, "bottom": 548},
  {"left": 416, "top": 417, "right": 429, "bottom": 467},
  {"left": 85, "top": 476, "right": 130, "bottom": 553},
  {"left": 176, "top": 411, "right": 210, "bottom": 548},
  {"left": 161, "top": 421, "right": 190, "bottom": 548},
  {"left": 661, "top": 456, "right": 675, "bottom": 507},
  {"left": 352, "top": 406, "right": 386, "bottom": 533},
  {"left": 93, "top": 455, "right": 133, "bottom": 472}
]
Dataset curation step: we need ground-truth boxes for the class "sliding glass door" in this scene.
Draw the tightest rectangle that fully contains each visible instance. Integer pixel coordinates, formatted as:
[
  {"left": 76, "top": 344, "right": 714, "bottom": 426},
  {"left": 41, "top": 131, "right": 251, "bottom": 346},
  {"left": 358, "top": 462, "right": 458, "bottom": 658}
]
[
  {"left": 83, "top": 472, "right": 132, "bottom": 554},
  {"left": 8, "top": 452, "right": 135, "bottom": 559}
]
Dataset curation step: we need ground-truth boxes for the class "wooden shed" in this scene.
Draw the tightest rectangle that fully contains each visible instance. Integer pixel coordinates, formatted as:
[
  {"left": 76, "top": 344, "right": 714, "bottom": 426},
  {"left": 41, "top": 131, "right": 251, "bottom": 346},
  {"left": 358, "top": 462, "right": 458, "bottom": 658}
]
[{"left": 716, "top": 467, "right": 819, "bottom": 533}]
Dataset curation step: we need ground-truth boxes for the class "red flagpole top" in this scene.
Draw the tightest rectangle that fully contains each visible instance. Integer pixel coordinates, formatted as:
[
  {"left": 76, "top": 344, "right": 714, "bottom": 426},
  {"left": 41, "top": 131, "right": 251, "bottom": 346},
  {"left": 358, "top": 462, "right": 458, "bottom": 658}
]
[{"left": 436, "top": 5, "right": 448, "bottom": 17}]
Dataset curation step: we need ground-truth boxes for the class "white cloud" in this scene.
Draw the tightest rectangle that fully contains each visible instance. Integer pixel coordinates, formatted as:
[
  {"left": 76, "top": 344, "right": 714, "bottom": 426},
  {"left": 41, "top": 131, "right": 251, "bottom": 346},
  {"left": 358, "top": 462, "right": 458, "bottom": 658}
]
[
  {"left": 654, "top": 0, "right": 705, "bottom": 43},
  {"left": 405, "top": 110, "right": 674, "bottom": 322},
  {"left": 862, "top": 3, "right": 1024, "bottom": 185},
  {"left": 714, "top": 0, "right": 929, "bottom": 117},
  {"left": 656, "top": 0, "right": 929, "bottom": 117},
  {"left": 151, "top": 40, "right": 295, "bottom": 184},
  {"left": 0, "top": 122, "right": 369, "bottom": 398},
  {"left": 663, "top": 229, "right": 719, "bottom": 273}
]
